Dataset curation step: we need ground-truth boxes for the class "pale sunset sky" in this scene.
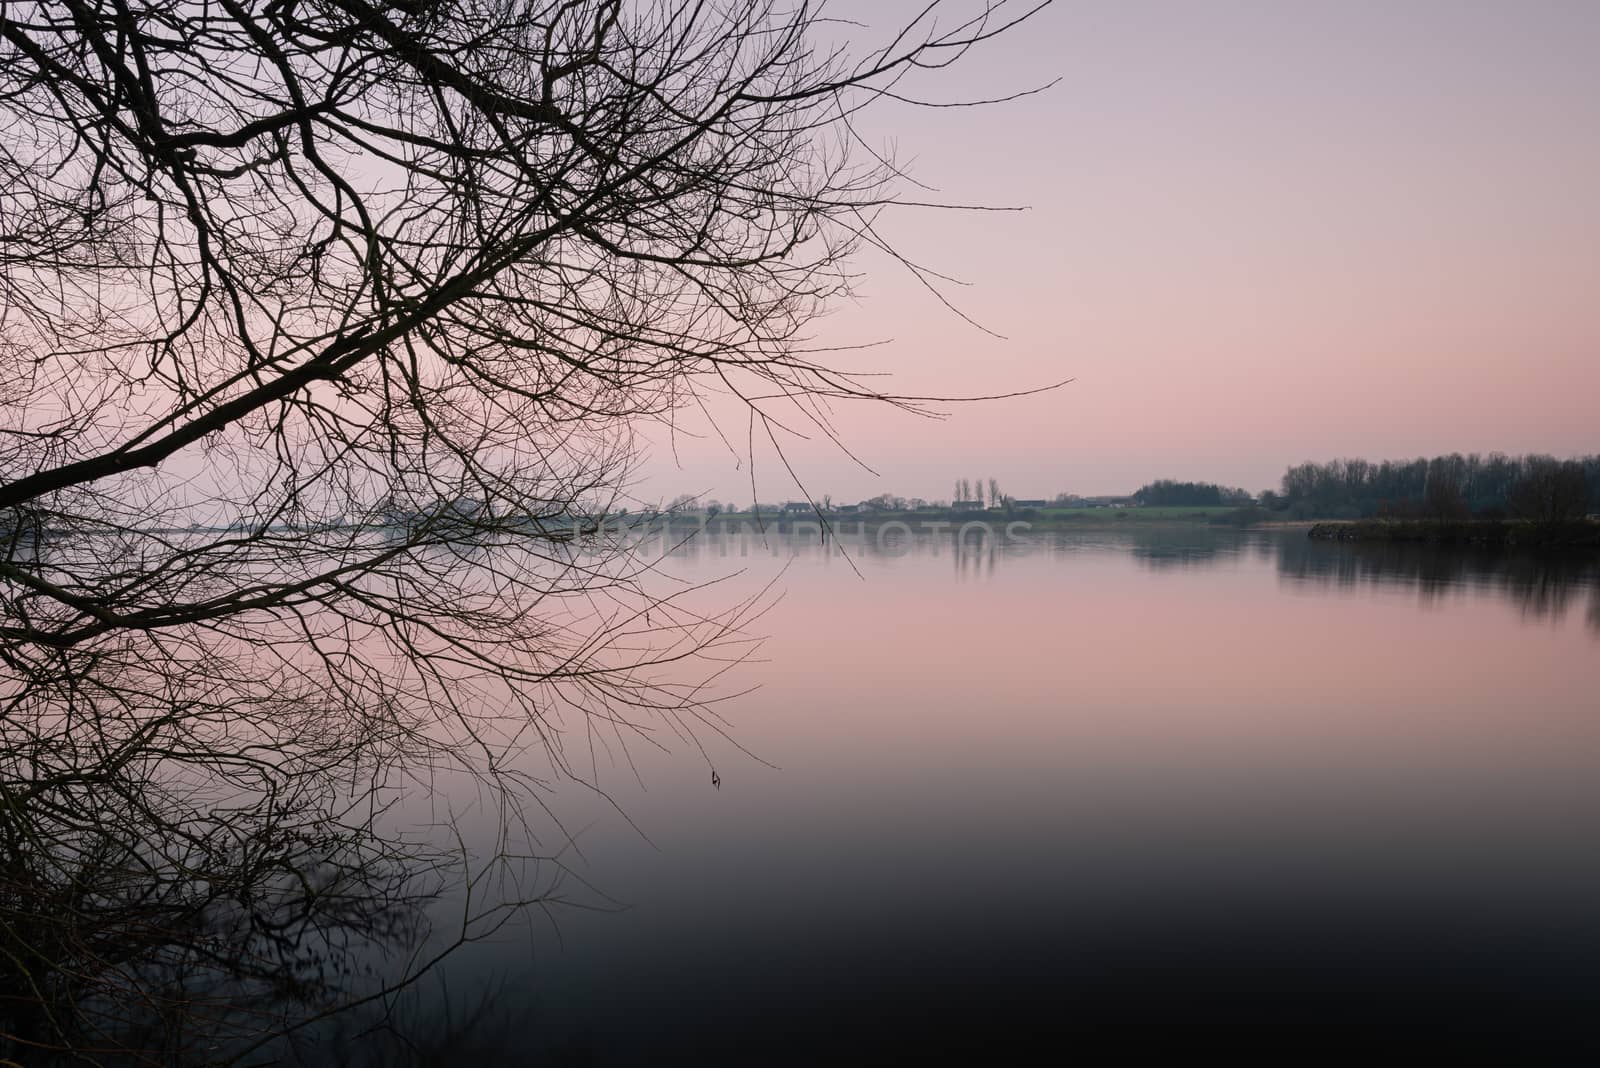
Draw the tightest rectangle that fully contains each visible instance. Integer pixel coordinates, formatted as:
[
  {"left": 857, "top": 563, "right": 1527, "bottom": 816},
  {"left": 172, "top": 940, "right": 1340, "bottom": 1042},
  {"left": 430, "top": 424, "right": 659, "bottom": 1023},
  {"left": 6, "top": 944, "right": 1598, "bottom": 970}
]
[{"left": 637, "top": 0, "right": 1599, "bottom": 505}]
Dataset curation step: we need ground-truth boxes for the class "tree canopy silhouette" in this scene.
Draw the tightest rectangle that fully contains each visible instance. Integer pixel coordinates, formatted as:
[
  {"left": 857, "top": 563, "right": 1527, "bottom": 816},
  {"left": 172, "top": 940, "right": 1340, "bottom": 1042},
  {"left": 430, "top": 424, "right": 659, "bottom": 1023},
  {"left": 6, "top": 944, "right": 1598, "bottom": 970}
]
[{"left": 0, "top": 0, "right": 1051, "bottom": 1059}]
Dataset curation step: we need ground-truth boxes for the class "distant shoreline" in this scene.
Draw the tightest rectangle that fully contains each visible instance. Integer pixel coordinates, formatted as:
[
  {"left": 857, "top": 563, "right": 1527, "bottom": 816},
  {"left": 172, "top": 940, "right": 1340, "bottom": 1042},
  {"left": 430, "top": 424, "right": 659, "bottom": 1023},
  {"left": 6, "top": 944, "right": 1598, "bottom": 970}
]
[{"left": 668, "top": 505, "right": 1266, "bottom": 531}]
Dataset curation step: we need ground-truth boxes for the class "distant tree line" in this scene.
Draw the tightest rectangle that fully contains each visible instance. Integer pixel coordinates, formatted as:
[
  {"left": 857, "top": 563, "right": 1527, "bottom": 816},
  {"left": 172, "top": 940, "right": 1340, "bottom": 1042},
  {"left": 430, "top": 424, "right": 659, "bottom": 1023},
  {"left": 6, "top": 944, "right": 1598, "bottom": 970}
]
[
  {"left": 1133, "top": 480, "right": 1254, "bottom": 507},
  {"left": 1270, "top": 454, "right": 1599, "bottom": 521}
]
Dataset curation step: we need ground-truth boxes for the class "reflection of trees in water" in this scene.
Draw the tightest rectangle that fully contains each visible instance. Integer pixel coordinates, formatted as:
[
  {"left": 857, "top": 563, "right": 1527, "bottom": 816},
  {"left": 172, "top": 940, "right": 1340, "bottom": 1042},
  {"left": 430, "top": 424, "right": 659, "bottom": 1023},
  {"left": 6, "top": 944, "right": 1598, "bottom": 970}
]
[
  {"left": 1503, "top": 558, "right": 1588, "bottom": 623},
  {"left": 664, "top": 527, "right": 1600, "bottom": 635},
  {"left": 1275, "top": 536, "right": 1473, "bottom": 599},
  {"left": 1127, "top": 527, "right": 1241, "bottom": 570},
  {"left": 951, "top": 525, "right": 998, "bottom": 580},
  {"left": 1, "top": 770, "right": 426, "bottom": 1062},
  {"left": 0, "top": 684, "right": 566, "bottom": 1065},
  {"left": 0, "top": 523, "right": 718, "bottom": 1065},
  {"left": 651, "top": 521, "right": 1023, "bottom": 571},
  {"left": 285, "top": 977, "right": 600, "bottom": 1067},
  {"left": 1274, "top": 536, "right": 1600, "bottom": 632}
]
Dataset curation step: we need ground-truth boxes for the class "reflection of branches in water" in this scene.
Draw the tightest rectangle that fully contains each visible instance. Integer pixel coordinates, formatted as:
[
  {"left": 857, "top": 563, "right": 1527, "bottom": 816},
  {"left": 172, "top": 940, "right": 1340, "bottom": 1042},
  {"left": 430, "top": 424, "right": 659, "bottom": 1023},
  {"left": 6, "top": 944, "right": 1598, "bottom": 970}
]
[
  {"left": 1274, "top": 536, "right": 1600, "bottom": 629},
  {"left": 283, "top": 977, "right": 555, "bottom": 1067},
  {"left": 0, "top": 772, "right": 426, "bottom": 1061},
  {"left": 1, "top": 474, "right": 771, "bottom": 1063},
  {"left": 1502, "top": 558, "right": 1586, "bottom": 623},
  {"left": 1276, "top": 538, "right": 1471, "bottom": 601},
  {"left": 951, "top": 527, "right": 998, "bottom": 580},
  {"left": 1, "top": 529, "right": 765, "bottom": 1064},
  {"left": 0, "top": 637, "right": 583, "bottom": 1065}
]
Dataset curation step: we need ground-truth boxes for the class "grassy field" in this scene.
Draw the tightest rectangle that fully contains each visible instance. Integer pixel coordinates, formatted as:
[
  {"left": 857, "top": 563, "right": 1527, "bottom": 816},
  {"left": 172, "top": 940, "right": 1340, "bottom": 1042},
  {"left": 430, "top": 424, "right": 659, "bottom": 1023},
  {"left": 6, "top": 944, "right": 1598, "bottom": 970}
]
[{"left": 1036, "top": 505, "right": 1240, "bottom": 521}]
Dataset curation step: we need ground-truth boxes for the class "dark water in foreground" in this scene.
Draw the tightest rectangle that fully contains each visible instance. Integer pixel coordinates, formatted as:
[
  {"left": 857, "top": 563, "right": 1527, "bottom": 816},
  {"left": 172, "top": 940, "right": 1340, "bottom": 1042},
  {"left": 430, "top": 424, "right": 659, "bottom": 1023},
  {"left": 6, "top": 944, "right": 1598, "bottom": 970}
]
[{"left": 361, "top": 527, "right": 1600, "bottom": 1064}]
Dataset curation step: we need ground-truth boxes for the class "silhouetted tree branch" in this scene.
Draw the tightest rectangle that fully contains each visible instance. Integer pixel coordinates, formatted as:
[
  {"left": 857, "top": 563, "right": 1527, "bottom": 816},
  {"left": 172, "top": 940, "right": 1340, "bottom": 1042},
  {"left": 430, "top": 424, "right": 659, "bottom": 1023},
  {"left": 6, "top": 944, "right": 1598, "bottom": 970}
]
[{"left": 0, "top": 0, "right": 1050, "bottom": 1059}]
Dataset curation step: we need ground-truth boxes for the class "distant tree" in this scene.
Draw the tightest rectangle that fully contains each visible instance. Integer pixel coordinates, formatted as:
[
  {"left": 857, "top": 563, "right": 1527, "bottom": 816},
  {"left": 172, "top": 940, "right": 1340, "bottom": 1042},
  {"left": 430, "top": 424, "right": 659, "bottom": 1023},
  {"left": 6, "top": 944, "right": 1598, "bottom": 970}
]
[
  {"left": 988, "top": 478, "right": 1002, "bottom": 509},
  {"left": 1133, "top": 480, "right": 1250, "bottom": 507},
  {"left": 1425, "top": 460, "right": 1469, "bottom": 521},
  {"left": 1510, "top": 459, "right": 1591, "bottom": 522}
]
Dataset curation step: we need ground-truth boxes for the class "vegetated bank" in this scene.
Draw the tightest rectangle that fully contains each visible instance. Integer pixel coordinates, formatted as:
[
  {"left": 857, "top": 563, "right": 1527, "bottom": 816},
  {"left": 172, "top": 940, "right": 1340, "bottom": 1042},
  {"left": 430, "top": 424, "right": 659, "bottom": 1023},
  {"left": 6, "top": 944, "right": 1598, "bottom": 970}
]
[
  {"left": 647, "top": 505, "right": 1269, "bottom": 533},
  {"left": 1308, "top": 518, "right": 1600, "bottom": 549}
]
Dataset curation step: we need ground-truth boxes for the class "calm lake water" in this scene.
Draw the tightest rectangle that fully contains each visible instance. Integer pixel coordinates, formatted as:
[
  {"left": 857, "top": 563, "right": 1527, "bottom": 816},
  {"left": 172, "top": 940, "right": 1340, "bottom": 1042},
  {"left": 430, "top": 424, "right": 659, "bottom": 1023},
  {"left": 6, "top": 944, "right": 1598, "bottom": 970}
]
[{"left": 354, "top": 525, "right": 1600, "bottom": 1064}]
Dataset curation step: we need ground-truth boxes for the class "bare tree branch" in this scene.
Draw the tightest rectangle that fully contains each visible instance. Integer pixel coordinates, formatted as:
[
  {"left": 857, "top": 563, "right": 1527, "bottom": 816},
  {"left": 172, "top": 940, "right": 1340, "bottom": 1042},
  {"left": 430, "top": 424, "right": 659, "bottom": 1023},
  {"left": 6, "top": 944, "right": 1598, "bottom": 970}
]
[{"left": 0, "top": 1, "right": 1053, "bottom": 1059}]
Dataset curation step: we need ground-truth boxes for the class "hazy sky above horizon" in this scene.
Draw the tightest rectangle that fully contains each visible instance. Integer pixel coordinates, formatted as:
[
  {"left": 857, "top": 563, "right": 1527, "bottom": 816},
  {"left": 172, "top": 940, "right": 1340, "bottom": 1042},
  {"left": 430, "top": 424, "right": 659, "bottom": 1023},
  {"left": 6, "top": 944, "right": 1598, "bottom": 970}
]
[{"left": 635, "top": 0, "right": 1599, "bottom": 505}]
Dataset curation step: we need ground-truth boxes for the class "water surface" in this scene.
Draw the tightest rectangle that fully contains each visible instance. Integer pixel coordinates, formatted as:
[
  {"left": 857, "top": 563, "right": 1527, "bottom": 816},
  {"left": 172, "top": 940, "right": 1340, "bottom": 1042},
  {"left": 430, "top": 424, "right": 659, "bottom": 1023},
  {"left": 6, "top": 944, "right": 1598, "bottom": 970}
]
[{"left": 376, "top": 526, "right": 1600, "bottom": 1063}]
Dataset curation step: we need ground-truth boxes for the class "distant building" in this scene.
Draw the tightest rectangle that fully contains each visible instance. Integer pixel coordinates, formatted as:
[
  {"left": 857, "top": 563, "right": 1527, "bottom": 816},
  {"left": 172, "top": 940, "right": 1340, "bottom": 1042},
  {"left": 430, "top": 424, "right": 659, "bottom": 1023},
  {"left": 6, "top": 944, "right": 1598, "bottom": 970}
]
[
  {"left": 836, "top": 504, "right": 860, "bottom": 514},
  {"left": 781, "top": 501, "right": 811, "bottom": 514},
  {"left": 1013, "top": 499, "right": 1048, "bottom": 508},
  {"left": 952, "top": 499, "right": 985, "bottom": 510}
]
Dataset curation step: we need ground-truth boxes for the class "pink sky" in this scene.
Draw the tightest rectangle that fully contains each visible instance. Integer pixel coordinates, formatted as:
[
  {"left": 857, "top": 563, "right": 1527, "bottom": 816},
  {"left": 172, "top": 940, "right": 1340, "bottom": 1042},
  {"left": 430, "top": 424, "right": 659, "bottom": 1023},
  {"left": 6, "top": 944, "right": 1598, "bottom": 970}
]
[{"left": 637, "top": 0, "right": 1599, "bottom": 505}]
